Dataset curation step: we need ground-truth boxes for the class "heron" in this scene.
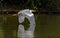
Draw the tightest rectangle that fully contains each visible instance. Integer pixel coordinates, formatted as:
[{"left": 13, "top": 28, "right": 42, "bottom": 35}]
[{"left": 18, "top": 9, "right": 35, "bottom": 38}]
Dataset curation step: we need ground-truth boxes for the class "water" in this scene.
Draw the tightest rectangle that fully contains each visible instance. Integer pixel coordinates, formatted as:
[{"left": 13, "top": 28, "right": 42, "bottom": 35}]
[{"left": 0, "top": 14, "right": 60, "bottom": 38}]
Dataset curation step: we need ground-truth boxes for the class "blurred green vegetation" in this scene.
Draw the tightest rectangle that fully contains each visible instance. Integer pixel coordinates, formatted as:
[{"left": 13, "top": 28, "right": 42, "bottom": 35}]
[
  {"left": 0, "top": 0, "right": 60, "bottom": 12},
  {"left": 0, "top": 14, "right": 60, "bottom": 38}
]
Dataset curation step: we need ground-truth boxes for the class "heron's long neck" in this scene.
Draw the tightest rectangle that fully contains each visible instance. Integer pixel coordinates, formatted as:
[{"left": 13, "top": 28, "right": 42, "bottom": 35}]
[{"left": 25, "top": 15, "right": 35, "bottom": 32}]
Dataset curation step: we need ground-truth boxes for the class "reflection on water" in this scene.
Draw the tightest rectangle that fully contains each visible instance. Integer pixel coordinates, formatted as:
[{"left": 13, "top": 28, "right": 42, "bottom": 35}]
[{"left": 0, "top": 14, "right": 60, "bottom": 38}]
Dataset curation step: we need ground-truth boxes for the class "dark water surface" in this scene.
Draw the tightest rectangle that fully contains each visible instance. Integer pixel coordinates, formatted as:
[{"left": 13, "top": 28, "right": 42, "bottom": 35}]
[{"left": 0, "top": 14, "right": 60, "bottom": 38}]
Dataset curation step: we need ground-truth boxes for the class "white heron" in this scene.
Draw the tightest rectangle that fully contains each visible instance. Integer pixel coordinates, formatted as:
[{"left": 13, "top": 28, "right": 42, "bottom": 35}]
[{"left": 18, "top": 9, "right": 35, "bottom": 38}]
